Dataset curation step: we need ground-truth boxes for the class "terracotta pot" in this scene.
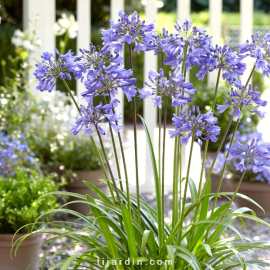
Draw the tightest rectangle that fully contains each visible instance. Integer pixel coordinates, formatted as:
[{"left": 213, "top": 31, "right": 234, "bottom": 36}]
[
  {"left": 0, "top": 233, "right": 43, "bottom": 270},
  {"left": 227, "top": 179, "right": 270, "bottom": 216},
  {"left": 66, "top": 170, "right": 108, "bottom": 215},
  {"left": 203, "top": 151, "right": 229, "bottom": 193}
]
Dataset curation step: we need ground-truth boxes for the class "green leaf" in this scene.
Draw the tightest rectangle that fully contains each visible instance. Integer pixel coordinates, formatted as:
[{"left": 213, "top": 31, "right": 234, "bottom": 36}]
[
  {"left": 60, "top": 254, "right": 80, "bottom": 270},
  {"left": 201, "top": 243, "right": 213, "bottom": 256},
  {"left": 121, "top": 204, "right": 138, "bottom": 263},
  {"left": 139, "top": 115, "right": 163, "bottom": 248},
  {"left": 188, "top": 177, "right": 198, "bottom": 203},
  {"left": 141, "top": 230, "right": 151, "bottom": 254},
  {"left": 86, "top": 195, "right": 124, "bottom": 270}
]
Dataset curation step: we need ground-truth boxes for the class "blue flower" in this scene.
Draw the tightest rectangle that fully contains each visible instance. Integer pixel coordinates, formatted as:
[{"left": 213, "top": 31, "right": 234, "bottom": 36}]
[
  {"left": 238, "top": 33, "right": 270, "bottom": 77},
  {"left": 169, "top": 106, "right": 221, "bottom": 146},
  {"left": 196, "top": 45, "right": 246, "bottom": 84},
  {"left": 0, "top": 133, "right": 34, "bottom": 177},
  {"left": 162, "top": 19, "right": 212, "bottom": 70},
  {"left": 102, "top": 10, "right": 155, "bottom": 54},
  {"left": 71, "top": 102, "right": 122, "bottom": 137},
  {"left": 142, "top": 28, "right": 169, "bottom": 55},
  {"left": 138, "top": 68, "right": 194, "bottom": 108},
  {"left": 34, "top": 49, "right": 76, "bottom": 92},
  {"left": 226, "top": 137, "right": 270, "bottom": 175},
  {"left": 72, "top": 44, "right": 137, "bottom": 104},
  {"left": 217, "top": 84, "right": 267, "bottom": 120}
]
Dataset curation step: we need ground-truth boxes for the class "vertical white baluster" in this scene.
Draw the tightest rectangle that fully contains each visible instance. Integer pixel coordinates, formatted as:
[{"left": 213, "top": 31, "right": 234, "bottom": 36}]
[
  {"left": 77, "top": 0, "right": 91, "bottom": 104},
  {"left": 177, "top": 0, "right": 191, "bottom": 179},
  {"left": 177, "top": 0, "right": 191, "bottom": 24},
  {"left": 143, "top": 0, "right": 158, "bottom": 188},
  {"left": 208, "top": 0, "right": 223, "bottom": 87},
  {"left": 240, "top": 0, "right": 254, "bottom": 84},
  {"left": 23, "top": 0, "right": 55, "bottom": 97},
  {"left": 111, "top": 0, "right": 124, "bottom": 130}
]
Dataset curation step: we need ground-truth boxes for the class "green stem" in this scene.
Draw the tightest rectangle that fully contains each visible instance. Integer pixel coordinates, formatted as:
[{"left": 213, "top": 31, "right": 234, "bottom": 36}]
[
  {"left": 210, "top": 117, "right": 240, "bottom": 213},
  {"left": 90, "top": 136, "right": 115, "bottom": 201},
  {"left": 209, "top": 160, "right": 249, "bottom": 244},
  {"left": 62, "top": 79, "right": 80, "bottom": 112},
  {"left": 161, "top": 96, "right": 168, "bottom": 244},
  {"left": 191, "top": 66, "right": 222, "bottom": 235},
  {"left": 172, "top": 44, "right": 188, "bottom": 230},
  {"left": 62, "top": 79, "right": 115, "bottom": 201},
  {"left": 103, "top": 97, "right": 123, "bottom": 192},
  {"left": 117, "top": 131, "right": 131, "bottom": 214},
  {"left": 95, "top": 125, "right": 122, "bottom": 206},
  {"left": 179, "top": 132, "right": 195, "bottom": 244},
  {"left": 158, "top": 108, "right": 162, "bottom": 182},
  {"left": 108, "top": 124, "right": 124, "bottom": 192},
  {"left": 201, "top": 65, "right": 255, "bottom": 197},
  {"left": 158, "top": 52, "right": 164, "bottom": 183},
  {"left": 128, "top": 44, "right": 141, "bottom": 225}
]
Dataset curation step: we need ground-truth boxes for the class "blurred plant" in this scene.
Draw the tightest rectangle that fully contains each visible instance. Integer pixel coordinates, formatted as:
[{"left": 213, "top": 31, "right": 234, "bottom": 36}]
[
  {"left": 56, "top": 133, "right": 103, "bottom": 171},
  {"left": 0, "top": 168, "right": 64, "bottom": 234},
  {"left": 208, "top": 130, "right": 270, "bottom": 184},
  {"left": 54, "top": 13, "right": 78, "bottom": 54},
  {"left": 0, "top": 133, "right": 35, "bottom": 177},
  {"left": 26, "top": 90, "right": 108, "bottom": 174}
]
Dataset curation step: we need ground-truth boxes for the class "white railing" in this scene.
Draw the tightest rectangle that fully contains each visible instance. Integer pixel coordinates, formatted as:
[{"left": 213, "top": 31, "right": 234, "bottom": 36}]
[{"left": 23, "top": 0, "right": 254, "bottom": 192}]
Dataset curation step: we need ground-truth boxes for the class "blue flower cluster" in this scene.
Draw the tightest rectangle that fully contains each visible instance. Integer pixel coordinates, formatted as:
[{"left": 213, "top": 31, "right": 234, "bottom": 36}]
[
  {"left": 217, "top": 84, "right": 267, "bottom": 120},
  {"left": 102, "top": 10, "right": 155, "bottom": 54},
  {"left": 34, "top": 49, "right": 76, "bottom": 92},
  {"left": 71, "top": 102, "right": 122, "bottom": 137},
  {"left": 33, "top": 10, "right": 269, "bottom": 148},
  {"left": 0, "top": 133, "right": 34, "bottom": 177},
  {"left": 138, "top": 68, "right": 195, "bottom": 108},
  {"left": 226, "top": 136, "right": 270, "bottom": 176},
  {"left": 238, "top": 32, "right": 270, "bottom": 77},
  {"left": 169, "top": 106, "right": 221, "bottom": 146},
  {"left": 207, "top": 131, "right": 270, "bottom": 184},
  {"left": 71, "top": 43, "right": 137, "bottom": 104}
]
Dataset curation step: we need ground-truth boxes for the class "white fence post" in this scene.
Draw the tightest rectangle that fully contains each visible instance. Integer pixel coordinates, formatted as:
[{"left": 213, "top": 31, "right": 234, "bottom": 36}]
[
  {"left": 240, "top": 0, "right": 254, "bottom": 84},
  {"left": 142, "top": 0, "right": 158, "bottom": 189},
  {"left": 76, "top": 0, "right": 91, "bottom": 104},
  {"left": 111, "top": 0, "right": 124, "bottom": 130},
  {"left": 177, "top": 0, "right": 191, "bottom": 177},
  {"left": 23, "top": 0, "right": 55, "bottom": 97},
  {"left": 177, "top": 0, "right": 191, "bottom": 24},
  {"left": 208, "top": 0, "right": 223, "bottom": 87}
]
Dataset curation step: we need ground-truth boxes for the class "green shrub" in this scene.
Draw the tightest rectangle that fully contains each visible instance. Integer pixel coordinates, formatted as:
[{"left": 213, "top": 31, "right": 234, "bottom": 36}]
[{"left": 0, "top": 168, "right": 64, "bottom": 234}]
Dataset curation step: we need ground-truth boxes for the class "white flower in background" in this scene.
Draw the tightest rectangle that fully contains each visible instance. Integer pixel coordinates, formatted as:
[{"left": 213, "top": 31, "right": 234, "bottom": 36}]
[
  {"left": 11, "top": 28, "right": 41, "bottom": 51},
  {"left": 54, "top": 13, "right": 78, "bottom": 39}
]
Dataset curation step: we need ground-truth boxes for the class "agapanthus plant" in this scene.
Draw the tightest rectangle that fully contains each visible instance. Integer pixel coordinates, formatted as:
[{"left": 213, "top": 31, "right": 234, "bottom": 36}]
[
  {"left": 72, "top": 43, "right": 137, "bottom": 104},
  {"left": 34, "top": 49, "right": 76, "bottom": 92},
  {"left": 217, "top": 83, "right": 267, "bottom": 120},
  {"left": 169, "top": 106, "right": 221, "bottom": 146},
  {"left": 139, "top": 68, "right": 195, "bottom": 108},
  {"left": 238, "top": 32, "right": 270, "bottom": 77},
  {"left": 0, "top": 133, "right": 34, "bottom": 177},
  {"left": 16, "top": 10, "right": 270, "bottom": 270},
  {"left": 211, "top": 131, "right": 270, "bottom": 184}
]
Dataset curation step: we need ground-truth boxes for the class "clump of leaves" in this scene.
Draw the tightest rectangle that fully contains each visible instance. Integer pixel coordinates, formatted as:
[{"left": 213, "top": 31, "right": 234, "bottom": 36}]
[{"left": 0, "top": 168, "right": 64, "bottom": 234}]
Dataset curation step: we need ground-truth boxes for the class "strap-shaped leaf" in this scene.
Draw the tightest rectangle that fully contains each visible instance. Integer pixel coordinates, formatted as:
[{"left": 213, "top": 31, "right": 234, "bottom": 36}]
[{"left": 139, "top": 115, "right": 163, "bottom": 249}]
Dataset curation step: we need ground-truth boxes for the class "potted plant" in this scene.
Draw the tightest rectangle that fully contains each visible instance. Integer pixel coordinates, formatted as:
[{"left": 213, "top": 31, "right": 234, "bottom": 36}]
[
  {"left": 0, "top": 133, "right": 63, "bottom": 270},
  {"left": 16, "top": 11, "right": 270, "bottom": 269},
  {"left": 56, "top": 133, "right": 108, "bottom": 215},
  {"left": 224, "top": 131, "right": 270, "bottom": 216}
]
